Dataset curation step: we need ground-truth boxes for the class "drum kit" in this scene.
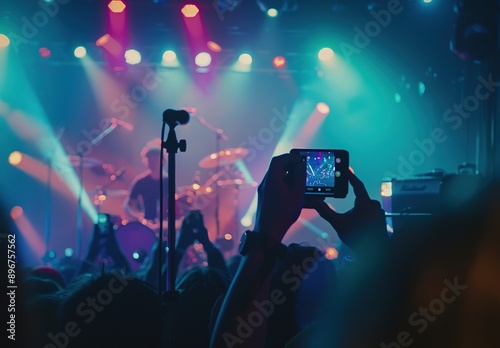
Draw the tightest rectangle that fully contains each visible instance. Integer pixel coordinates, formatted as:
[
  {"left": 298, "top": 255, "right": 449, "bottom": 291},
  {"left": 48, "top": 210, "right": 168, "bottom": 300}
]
[{"left": 72, "top": 147, "right": 256, "bottom": 271}]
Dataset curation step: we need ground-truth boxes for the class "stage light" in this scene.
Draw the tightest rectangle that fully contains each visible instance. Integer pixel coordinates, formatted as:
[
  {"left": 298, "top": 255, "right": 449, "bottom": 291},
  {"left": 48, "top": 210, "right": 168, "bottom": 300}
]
[
  {"left": 272, "top": 55, "right": 286, "bottom": 69},
  {"left": 125, "top": 49, "right": 141, "bottom": 65},
  {"left": 162, "top": 50, "right": 177, "bottom": 62},
  {"left": 8, "top": 151, "right": 23, "bottom": 166},
  {"left": 316, "top": 102, "right": 330, "bottom": 115},
  {"left": 96, "top": 34, "right": 110, "bottom": 46},
  {"left": 318, "top": 47, "right": 334, "bottom": 61},
  {"left": 224, "top": 233, "right": 232, "bottom": 241},
  {"left": 267, "top": 8, "right": 278, "bottom": 17},
  {"left": 240, "top": 215, "right": 253, "bottom": 227},
  {"left": 74, "top": 46, "right": 87, "bottom": 58},
  {"left": 10, "top": 206, "right": 23, "bottom": 220},
  {"left": 257, "top": 0, "right": 297, "bottom": 15},
  {"left": 207, "top": 41, "right": 222, "bottom": 52},
  {"left": 181, "top": 4, "right": 199, "bottom": 18},
  {"left": 39, "top": 47, "right": 51, "bottom": 58},
  {"left": 43, "top": 250, "right": 57, "bottom": 261},
  {"left": 64, "top": 248, "right": 74, "bottom": 257},
  {"left": 381, "top": 182, "right": 393, "bottom": 197},
  {"left": 108, "top": 0, "right": 126, "bottom": 13},
  {"left": 394, "top": 93, "right": 402, "bottom": 104},
  {"left": 238, "top": 53, "right": 253, "bottom": 65},
  {"left": 418, "top": 81, "right": 426, "bottom": 96},
  {"left": 0, "top": 34, "right": 10, "bottom": 48},
  {"left": 195, "top": 52, "right": 212, "bottom": 67},
  {"left": 423, "top": 0, "right": 432, "bottom": 3},
  {"left": 325, "top": 247, "right": 338, "bottom": 260}
]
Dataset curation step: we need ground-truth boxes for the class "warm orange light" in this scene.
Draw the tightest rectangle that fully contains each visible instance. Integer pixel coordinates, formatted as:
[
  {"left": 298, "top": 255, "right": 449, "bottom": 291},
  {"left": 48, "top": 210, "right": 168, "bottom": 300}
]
[
  {"left": 207, "top": 41, "right": 222, "bottom": 52},
  {"left": 8, "top": 151, "right": 23, "bottom": 166},
  {"left": 10, "top": 206, "right": 23, "bottom": 220},
  {"left": 96, "top": 34, "right": 111, "bottom": 46},
  {"left": 108, "top": 0, "right": 126, "bottom": 13},
  {"left": 272, "top": 56, "right": 286, "bottom": 69},
  {"left": 224, "top": 233, "right": 232, "bottom": 241},
  {"left": 181, "top": 4, "right": 199, "bottom": 18},
  {"left": 316, "top": 102, "right": 330, "bottom": 115},
  {"left": 205, "top": 187, "right": 213, "bottom": 193},
  {"left": 0, "top": 34, "right": 10, "bottom": 48},
  {"left": 325, "top": 247, "right": 338, "bottom": 260},
  {"left": 381, "top": 182, "right": 393, "bottom": 197}
]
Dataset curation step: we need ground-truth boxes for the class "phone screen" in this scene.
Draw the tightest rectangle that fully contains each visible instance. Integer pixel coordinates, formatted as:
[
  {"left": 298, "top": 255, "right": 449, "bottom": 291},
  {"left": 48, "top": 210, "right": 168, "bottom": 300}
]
[{"left": 291, "top": 149, "right": 349, "bottom": 198}]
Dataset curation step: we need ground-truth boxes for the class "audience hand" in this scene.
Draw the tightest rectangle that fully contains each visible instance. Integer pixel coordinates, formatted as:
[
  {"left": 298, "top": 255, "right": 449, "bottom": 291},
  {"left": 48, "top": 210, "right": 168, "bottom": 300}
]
[
  {"left": 254, "top": 153, "right": 306, "bottom": 242},
  {"left": 306, "top": 170, "right": 388, "bottom": 250}
]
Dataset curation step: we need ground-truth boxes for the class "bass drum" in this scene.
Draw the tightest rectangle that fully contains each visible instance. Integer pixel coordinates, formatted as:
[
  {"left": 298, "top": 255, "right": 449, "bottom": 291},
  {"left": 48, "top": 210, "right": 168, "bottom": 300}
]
[{"left": 115, "top": 222, "right": 157, "bottom": 272}]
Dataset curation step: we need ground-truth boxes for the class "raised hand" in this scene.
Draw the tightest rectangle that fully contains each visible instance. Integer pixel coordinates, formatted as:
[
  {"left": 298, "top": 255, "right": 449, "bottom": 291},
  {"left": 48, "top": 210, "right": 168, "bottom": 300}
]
[
  {"left": 306, "top": 170, "right": 388, "bottom": 250},
  {"left": 254, "top": 153, "right": 306, "bottom": 242}
]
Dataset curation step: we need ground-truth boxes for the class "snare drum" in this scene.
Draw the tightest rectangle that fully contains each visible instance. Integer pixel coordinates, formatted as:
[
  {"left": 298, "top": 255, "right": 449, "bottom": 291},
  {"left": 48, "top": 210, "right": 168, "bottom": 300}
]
[{"left": 115, "top": 222, "right": 157, "bottom": 272}]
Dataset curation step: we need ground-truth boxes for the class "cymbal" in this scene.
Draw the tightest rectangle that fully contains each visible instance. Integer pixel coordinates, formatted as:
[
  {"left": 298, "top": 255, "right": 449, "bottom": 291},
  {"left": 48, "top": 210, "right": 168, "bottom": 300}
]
[
  {"left": 69, "top": 156, "right": 102, "bottom": 168},
  {"left": 199, "top": 148, "right": 249, "bottom": 168},
  {"left": 87, "top": 189, "right": 129, "bottom": 197},
  {"left": 216, "top": 179, "right": 258, "bottom": 188}
]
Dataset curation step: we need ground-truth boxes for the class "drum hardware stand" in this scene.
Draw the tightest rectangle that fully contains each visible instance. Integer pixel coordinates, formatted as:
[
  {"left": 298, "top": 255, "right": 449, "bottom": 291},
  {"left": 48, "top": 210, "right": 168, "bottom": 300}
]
[
  {"left": 90, "top": 168, "right": 126, "bottom": 213},
  {"left": 160, "top": 109, "right": 189, "bottom": 348},
  {"left": 188, "top": 109, "right": 228, "bottom": 240}
]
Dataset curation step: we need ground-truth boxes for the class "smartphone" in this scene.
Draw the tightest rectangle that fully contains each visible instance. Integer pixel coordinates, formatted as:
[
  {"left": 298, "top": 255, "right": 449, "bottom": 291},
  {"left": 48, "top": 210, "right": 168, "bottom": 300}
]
[{"left": 290, "top": 149, "right": 349, "bottom": 198}]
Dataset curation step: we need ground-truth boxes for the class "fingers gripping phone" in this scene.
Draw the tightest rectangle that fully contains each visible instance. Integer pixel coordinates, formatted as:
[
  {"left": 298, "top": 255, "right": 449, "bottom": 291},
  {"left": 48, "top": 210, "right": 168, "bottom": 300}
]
[{"left": 290, "top": 149, "right": 349, "bottom": 198}]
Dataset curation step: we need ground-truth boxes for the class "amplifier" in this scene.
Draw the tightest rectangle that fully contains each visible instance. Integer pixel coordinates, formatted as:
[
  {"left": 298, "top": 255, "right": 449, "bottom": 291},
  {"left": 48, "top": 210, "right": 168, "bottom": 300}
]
[{"left": 380, "top": 173, "right": 483, "bottom": 233}]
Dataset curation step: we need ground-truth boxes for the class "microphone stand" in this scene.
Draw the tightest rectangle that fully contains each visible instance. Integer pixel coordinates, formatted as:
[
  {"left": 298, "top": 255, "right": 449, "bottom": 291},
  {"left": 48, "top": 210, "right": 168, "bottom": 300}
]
[{"left": 160, "top": 111, "right": 187, "bottom": 348}]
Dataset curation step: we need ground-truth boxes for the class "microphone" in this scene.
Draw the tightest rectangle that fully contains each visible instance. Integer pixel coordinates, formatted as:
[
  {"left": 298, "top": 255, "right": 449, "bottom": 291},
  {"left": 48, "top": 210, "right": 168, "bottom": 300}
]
[
  {"left": 162, "top": 109, "right": 190, "bottom": 126},
  {"left": 110, "top": 118, "right": 134, "bottom": 131}
]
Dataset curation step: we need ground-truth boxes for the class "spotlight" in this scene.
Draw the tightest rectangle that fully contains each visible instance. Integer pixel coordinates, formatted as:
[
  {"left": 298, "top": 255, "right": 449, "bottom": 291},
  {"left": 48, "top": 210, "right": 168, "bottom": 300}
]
[
  {"left": 224, "top": 233, "right": 232, "bottom": 241},
  {"left": 240, "top": 215, "right": 253, "bottom": 227},
  {"left": 325, "top": 247, "right": 338, "bottom": 260},
  {"left": 181, "top": 4, "right": 199, "bottom": 18},
  {"left": 257, "top": 0, "right": 298, "bottom": 15},
  {"left": 125, "top": 49, "right": 141, "bottom": 65},
  {"left": 267, "top": 8, "right": 278, "bottom": 17},
  {"left": 195, "top": 52, "right": 212, "bottom": 67},
  {"left": 132, "top": 249, "right": 147, "bottom": 262},
  {"left": 238, "top": 53, "right": 252, "bottom": 65},
  {"left": 316, "top": 102, "right": 330, "bottom": 115},
  {"left": 64, "top": 248, "right": 74, "bottom": 258},
  {"left": 162, "top": 50, "right": 177, "bottom": 62},
  {"left": 318, "top": 47, "right": 334, "bottom": 61},
  {"left": 0, "top": 34, "right": 10, "bottom": 48},
  {"left": 381, "top": 182, "right": 393, "bottom": 197},
  {"left": 10, "top": 206, "right": 23, "bottom": 220},
  {"left": 39, "top": 47, "right": 51, "bottom": 58},
  {"left": 272, "top": 55, "right": 286, "bottom": 69},
  {"left": 96, "top": 34, "right": 110, "bottom": 46},
  {"left": 74, "top": 46, "right": 87, "bottom": 58},
  {"left": 42, "top": 250, "right": 57, "bottom": 263},
  {"left": 207, "top": 41, "right": 222, "bottom": 52},
  {"left": 8, "top": 151, "right": 23, "bottom": 166},
  {"left": 108, "top": 0, "right": 126, "bottom": 13}
]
